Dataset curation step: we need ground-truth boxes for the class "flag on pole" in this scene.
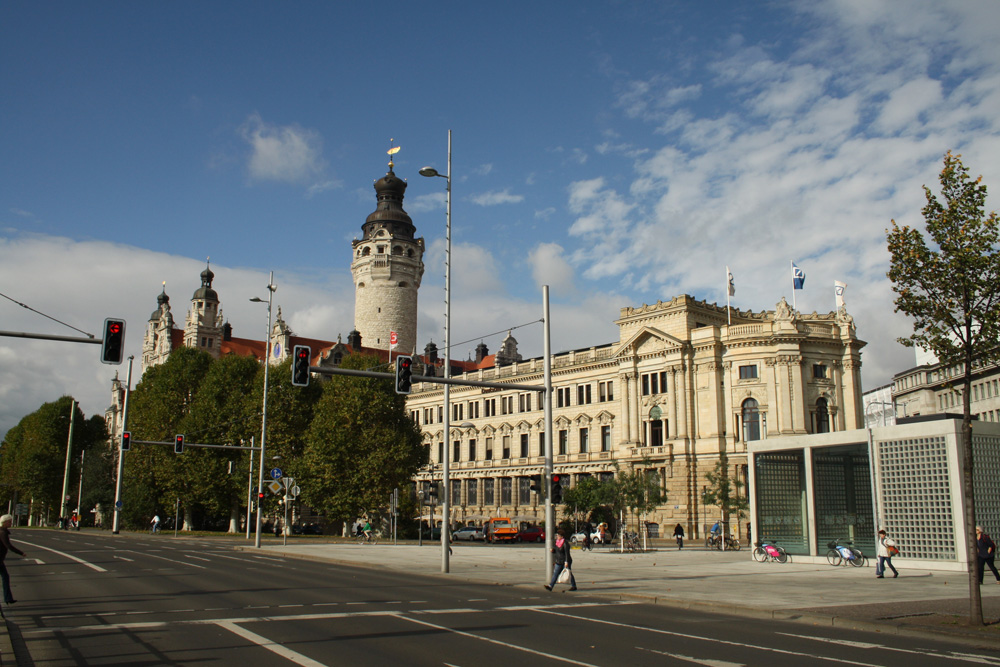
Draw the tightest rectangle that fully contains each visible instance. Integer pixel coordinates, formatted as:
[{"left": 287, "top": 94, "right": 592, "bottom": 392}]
[
  {"left": 389, "top": 331, "right": 399, "bottom": 350},
  {"left": 792, "top": 263, "right": 806, "bottom": 290},
  {"left": 835, "top": 281, "right": 847, "bottom": 308},
  {"left": 727, "top": 266, "right": 736, "bottom": 296}
]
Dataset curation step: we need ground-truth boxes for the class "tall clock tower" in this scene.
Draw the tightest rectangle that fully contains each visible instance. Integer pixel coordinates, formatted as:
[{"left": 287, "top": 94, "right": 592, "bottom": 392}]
[{"left": 350, "top": 156, "right": 424, "bottom": 354}]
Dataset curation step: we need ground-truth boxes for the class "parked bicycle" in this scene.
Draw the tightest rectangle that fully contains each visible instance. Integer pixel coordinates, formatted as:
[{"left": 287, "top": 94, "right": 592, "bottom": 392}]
[
  {"left": 614, "top": 530, "right": 642, "bottom": 552},
  {"left": 826, "top": 540, "right": 866, "bottom": 567},
  {"left": 752, "top": 540, "right": 788, "bottom": 563}
]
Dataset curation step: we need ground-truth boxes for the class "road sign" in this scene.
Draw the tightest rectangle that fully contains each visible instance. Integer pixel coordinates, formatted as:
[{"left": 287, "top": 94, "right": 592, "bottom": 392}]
[
  {"left": 291, "top": 485, "right": 300, "bottom": 498},
  {"left": 266, "top": 480, "right": 283, "bottom": 495},
  {"left": 282, "top": 476, "right": 294, "bottom": 489},
  {"left": 270, "top": 468, "right": 282, "bottom": 480},
  {"left": 115, "top": 500, "right": 123, "bottom": 509}
]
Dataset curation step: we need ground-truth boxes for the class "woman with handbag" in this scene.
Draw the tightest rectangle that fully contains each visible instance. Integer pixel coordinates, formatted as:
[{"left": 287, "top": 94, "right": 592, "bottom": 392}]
[
  {"left": 545, "top": 529, "right": 577, "bottom": 592},
  {"left": 875, "top": 529, "right": 898, "bottom": 579}
]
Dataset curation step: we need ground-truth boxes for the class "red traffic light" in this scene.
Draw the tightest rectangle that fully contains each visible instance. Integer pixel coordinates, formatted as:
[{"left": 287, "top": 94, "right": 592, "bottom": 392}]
[
  {"left": 552, "top": 474, "right": 562, "bottom": 483},
  {"left": 296, "top": 347, "right": 309, "bottom": 360},
  {"left": 258, "top": 492, "right": 265, "bottom": 499}
]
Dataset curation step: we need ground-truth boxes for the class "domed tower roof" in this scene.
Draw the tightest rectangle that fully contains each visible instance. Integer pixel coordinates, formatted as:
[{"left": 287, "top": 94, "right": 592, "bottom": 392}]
[
  {"left": 192, "top": 261, "right": 219, "bottom": 301},
  {"left": 362, "top": 164, "right": 415, "bottom": 240},
  {"left": 151, "top": 284, "right": 169, "bottom": 320}
]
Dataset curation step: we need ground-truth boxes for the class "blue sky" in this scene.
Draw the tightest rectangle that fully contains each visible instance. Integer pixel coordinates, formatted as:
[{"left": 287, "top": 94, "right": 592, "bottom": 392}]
[{"left": 2, "top": 1, "right": 999, "bottom": 436}]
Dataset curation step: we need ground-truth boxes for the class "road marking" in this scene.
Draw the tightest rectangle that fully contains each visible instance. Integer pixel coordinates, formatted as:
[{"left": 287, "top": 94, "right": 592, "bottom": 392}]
[
  {"left": 394, "top": 614, "right": 599, "bottom": 666},
  {"left": 216, "top": 621, "right": 327, "bottom": 667},
  {"left": 185, "top": 555, "right": 210, "bottom": 561},
  {"left": 637, "top": 646, "right": 745, "bottom": 666},
  {"left": 32, "top": 558, "right": 45, "bottom": 565},
  {"left": 117, "top": 549, "right": 206, "bottom": 569},
  {"left": 777, "top": 633, "right": 1000, "bottom": 664},
  {"left": 534, "top": 609, "right": 885, "bottom": 667},
  {"left": 114, "top": 555, "right": 134, "bottom": 562},
  {"left": 18, "top": 540, "right": 107, "bottom": 572}
]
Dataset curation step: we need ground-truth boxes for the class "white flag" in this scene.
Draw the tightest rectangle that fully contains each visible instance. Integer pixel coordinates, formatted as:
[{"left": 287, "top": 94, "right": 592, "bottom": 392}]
[
  {"left": 835, "top": 281, "right": 847, "bottom": 308},
  {"left": 726, "top": 266, "right": 735, "bottom": 296}
]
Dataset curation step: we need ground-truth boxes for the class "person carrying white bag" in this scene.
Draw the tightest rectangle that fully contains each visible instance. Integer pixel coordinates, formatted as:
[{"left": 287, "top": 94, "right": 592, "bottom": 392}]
[{"left": 545, "top": 528, "right": 577, "bottom": 592}]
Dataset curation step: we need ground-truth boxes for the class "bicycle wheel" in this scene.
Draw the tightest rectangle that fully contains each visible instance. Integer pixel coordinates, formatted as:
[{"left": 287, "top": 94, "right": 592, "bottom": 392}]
[
  {"left": 730, "top": 538, "right": 742, "bottom": 551},
  {"left": 372, "top": 534, "right": 380, "bottom": 545},
  {"left": 752, "top": 546, "right": 766, "bottom": 562},
  {"left": 776, "top": 548, "right": 788, "bottom": 564},
  {"left": 706, "top": 537, "right": 713, "bottom": 548},
  {"left": 826, "top": 549, "right": 842, "bottom": 566},
  {"left": 850, "top": 550, "right": 865, "bottom": 567}
]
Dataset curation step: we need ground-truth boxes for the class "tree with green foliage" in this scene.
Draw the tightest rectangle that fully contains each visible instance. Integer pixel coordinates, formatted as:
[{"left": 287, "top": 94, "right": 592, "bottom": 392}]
[
  {"left": 300, "top": 353, "right": 426, "bottom": 523},
  {"left": 701, "top": 452, "right": 748, "bottom": 548},
  {"left": 0, "top": 396, "right": 107, "bottom": 524},
  {"left": 561, "top": 475, "right": 615, "bottom": 526},
  {"left": 613, "top": 461, "right": 665, "bottom": 538},
  {"left": 886, "top": 151, "right": 1000, "bottom": 626}
]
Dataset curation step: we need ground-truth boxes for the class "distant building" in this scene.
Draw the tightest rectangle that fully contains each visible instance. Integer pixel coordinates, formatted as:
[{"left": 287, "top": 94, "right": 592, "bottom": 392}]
[
  {"left": 405, "top": 295, "right": 866, "bottom": 538},
  {"left": 862, "top": 384, "right": 896, "bottom": 427},
  {"left": 891, "top": 351, "right": 1000, "bottom": 424}
]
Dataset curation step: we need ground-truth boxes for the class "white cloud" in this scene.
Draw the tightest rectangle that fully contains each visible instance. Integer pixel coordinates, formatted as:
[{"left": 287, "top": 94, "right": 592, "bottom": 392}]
[
  {"left": 470, "top": 189, "right": 525, "bottom": 206},
  {"left": 239, "top": 112, "right": 326, "bottom": 184},
  {"left": 527, "top": 242, "right": 575, "bottom": 295}
]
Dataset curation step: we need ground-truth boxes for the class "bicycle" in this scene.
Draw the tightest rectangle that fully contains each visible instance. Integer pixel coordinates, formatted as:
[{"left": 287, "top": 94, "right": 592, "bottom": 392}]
[
  {"left": 752, "top": 541, "right": 788, "bottom": 563},
  {"left": 357, "top": 531, "right": 381, "bottom": 545},
  {"left": 826, "top": 540, "right": 866, "bottom": 567},
  {"left": 616, "top": 530, "right": 641, "bottom": 552}
]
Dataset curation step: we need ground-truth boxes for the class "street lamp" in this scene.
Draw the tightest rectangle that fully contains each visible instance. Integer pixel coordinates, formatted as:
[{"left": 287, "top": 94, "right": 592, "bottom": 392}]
[
  {"left": 420, "top": 129, "right": 452, "bottom": 574},
  {"left": 250, "top": 271, "right": 276, "bottom": 548}
]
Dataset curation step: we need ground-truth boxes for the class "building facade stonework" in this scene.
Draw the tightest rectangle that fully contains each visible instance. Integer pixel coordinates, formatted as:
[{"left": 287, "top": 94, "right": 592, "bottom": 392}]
[{"left": 404, "top": 295, "right": 866, "bottom": 539}]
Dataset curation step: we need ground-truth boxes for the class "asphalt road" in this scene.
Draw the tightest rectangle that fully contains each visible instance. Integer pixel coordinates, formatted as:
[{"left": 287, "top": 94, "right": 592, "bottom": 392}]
[{"left": 4, "top": 530, "right": 1000, "bottom": 666}]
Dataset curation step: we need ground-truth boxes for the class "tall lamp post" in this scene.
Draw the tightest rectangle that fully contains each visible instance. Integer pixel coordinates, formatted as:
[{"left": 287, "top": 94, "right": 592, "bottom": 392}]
[
  {"left": 420, "top": 129, "right": 453, "bottom": 573},
  {"left": 250, "top": 271, "right": 276, "bottom": 548}
]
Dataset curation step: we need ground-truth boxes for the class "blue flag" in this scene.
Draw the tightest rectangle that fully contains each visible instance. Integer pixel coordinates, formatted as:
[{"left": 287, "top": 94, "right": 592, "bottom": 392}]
[{"left": 792, "top": 263, "right": 806, "bottom": 290}]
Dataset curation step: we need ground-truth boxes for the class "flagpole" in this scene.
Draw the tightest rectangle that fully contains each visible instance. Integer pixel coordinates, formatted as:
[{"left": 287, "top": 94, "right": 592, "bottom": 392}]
[
  {"left": 791, "top": 260, "right": 796, "bottom": 310},
  {"left": 726, "top": 266, "right": 731, "bottom": 326}
]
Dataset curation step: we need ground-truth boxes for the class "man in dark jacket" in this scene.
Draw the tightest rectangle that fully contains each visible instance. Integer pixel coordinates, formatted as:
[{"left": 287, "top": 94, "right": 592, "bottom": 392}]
[
  {"left": 976, "top": 526, "right": 1000, "bottom": 584},
  {"left": 0, "top": 514, "right": 26, "bottom": 604}
]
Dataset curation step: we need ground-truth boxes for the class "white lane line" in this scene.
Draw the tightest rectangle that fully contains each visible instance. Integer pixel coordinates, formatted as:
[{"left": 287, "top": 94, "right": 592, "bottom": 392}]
[
  {"left": 637, "top": 646, "right": 744, "bottom": 666},
  {"left": 116, "top": 549, "right": 206, "bottom": 569},
  {"left": 533, "top": 609, "right": 885, "bottom": 667},
  {"left": 778, "top": 633, "right": 1000, "bottom": 665},
  {"left": 18, "top": 540, "right": 107, "bottom": 572},
  {"left": 185, "top": 555, "right": 210, "bottom": 562},
  {"left": 32, "top": 559, "right": 45, "bottom": 565},
  {"left": 393, "top": 613, "right": 599, "bottom": 666},
  {"left": 216, "top": 621, "right": 327, "bottom": 667}
]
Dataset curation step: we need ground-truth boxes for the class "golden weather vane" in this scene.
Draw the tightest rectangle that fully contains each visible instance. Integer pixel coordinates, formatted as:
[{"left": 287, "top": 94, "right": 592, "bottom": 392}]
[{"left": 387, "top": 138, "right": 401, "bottom": 169}]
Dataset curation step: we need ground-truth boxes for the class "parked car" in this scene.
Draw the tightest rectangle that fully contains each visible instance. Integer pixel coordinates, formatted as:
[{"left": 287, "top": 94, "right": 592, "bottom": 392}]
[
  {"left": 453, "top": 525, "right": 485, "bottom": 541},
  {"left": 517, "top": 525, "right": 545, "bottom": 543}
]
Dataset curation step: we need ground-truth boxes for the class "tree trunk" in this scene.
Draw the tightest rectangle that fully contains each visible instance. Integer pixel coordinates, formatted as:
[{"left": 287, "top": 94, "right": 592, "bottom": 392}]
[{"left": 964, "top": 363, "right": 984, "bottom": 625}]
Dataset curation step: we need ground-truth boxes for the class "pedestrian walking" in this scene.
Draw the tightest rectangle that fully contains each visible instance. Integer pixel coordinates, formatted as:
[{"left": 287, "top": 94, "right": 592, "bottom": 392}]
[
  {"left": 976, "top": 526, "right": 1000, "bottom": 585},
  {"left": 0, "top": 514, "right": 26, "bottom": 605},
  {"left": 673, "top": 523, "right": 685, "bottom": 549},
  {"left": 150, "top": 514, "right": 161, "bottom": 533},
  {"left": 544, "top": 529, "right": 577, "bottom": 592},
  {"left": 875, "top": 529, "right": 898, "bottom": 579}
]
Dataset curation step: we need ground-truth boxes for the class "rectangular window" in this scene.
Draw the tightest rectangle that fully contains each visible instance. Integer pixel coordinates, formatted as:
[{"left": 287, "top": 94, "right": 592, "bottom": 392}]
[
  {"left": 470, "top": 401, "right": 479, "bottom": 419},
  {"left": 484, "top": 478, "right": 495, "bottom": 505},
  {"left": 813, "top": 364, "right": 827, "bottom": 379},
  {"left": 599, "top": 380, "right": 615, "bottom": 402},
  {"left": 601, "top": 425, "right": 611, "bottom": 452},
  {"left": 468, "top": 439, "right": 476, "bottom": 461},
  {"left": 485, "top": 398, "right": 495, "bottom": 417},
  {"left": 467, "top": 479, "right": 478, "bottom": 506},
  {"left": 437, "top": 406, "right": 443, "bottom": 422},
  {"left": 485, "top": 437, "right": 493, "bottom": 460},
  {"left": 451, "top": 479, "right": 461, "bottom": 505},
  {"left": 577, "top": 384, "right": 592, "bottom": 405},
  {"left": 579, "top": 427, "right": 589, "bottom": 453},
  {"left": 557, "top": 387, "right": 571, "bottom": 408},
  {"left": 539, "top": 432, "right": 546, "bottom": 457},
  {"left": 518, "top": 477, "right": 531, "bottom": 504},
  {"left": 739, "top": 365, "right": 758, "bottom": 380},
  {"left": 437, "top": 442, "right": 444, "bottom": 463},
  {"left": 453, "top": 440, "right": 460, "bottom": 463},
  {"left": 502, "top": 435, "right": 511, "bottom": 459},
  {"left": 520, "top": 433, "right": 529, "bottom": 458},
  {"left": 500, "top": 478, "right": 513, "bottom": 505},
  {"left": 559, "top": 430, "right": 568, "bottom": 455}
]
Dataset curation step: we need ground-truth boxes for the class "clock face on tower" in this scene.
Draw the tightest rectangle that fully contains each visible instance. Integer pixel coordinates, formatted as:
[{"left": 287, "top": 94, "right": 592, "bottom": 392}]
[{"left": 273, "top": 343, "right": 281, "bottom": 358}]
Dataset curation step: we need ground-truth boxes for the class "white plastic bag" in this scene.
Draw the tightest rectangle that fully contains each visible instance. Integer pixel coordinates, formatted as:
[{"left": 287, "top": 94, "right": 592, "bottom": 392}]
[{"left": 557, "top": 567, "right": 572, "bottom": 584}]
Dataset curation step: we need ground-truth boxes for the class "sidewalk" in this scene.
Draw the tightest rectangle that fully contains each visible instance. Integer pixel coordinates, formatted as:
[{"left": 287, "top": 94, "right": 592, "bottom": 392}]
[{"left": 243, "top": 540, "right": 1000, "bottom": 647}]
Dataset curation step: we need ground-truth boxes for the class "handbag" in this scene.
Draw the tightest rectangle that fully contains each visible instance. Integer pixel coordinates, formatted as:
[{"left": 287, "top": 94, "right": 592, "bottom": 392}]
[{"left": 557, "top": 567, "right": 573, "bottom": 584}]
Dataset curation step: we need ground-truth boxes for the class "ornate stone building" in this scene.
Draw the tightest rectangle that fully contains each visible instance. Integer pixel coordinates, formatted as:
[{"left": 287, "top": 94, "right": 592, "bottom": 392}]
[{"left": 404, "top": 295, "right": 866, "bottom": 539}]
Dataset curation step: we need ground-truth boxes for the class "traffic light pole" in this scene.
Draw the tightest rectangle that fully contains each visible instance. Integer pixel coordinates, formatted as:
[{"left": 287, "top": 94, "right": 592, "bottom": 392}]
[
  {"left": 112, "top": 355, "right": 134, "bottom": 534},
  {"left": 543, "top": 286, "right": 554, "bottom": 581}
]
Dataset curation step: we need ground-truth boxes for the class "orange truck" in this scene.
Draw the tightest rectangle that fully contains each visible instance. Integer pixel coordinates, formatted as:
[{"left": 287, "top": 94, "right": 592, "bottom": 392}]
[{"left": 485, "top": 517, "right": 518, "bottom": 543}]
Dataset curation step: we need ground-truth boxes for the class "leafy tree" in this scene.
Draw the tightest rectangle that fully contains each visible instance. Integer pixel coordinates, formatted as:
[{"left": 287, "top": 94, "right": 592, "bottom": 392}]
[
  {"left": 300, "top": 353, "right": 426, "bottom": 523},
  {"left": 562, "top": 476, "right": 615, "bottom": 526},
  {"left": 886, "top": 151, "right": 1000, "bottom": 626},
  {"left": 700, "top": 452, "right": 748, "bottom": 548},
  {"left": 613, "top": 461, "right": 665, "bottom": 536}
]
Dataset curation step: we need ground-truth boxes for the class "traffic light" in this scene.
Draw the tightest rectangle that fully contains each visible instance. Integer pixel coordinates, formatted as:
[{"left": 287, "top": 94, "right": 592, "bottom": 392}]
[
  {"left": 121, "top": 431, "right": 131, "bottom": 451},
  {"left": 395, "top": 355, "right": 413, "bottom": 394},
  {"left": 551, "top": 474, "right": 564, "bottom": 504},
  {"left": 101, "top": 318, "right": 126, "bottom": 364},
  {"left": 529, "top": 474, "right": 542, "bottom": 493},
  {"left": 174, "top": 434, "right": 185, "bottom": 454},
  {"left": 292, "top": 345, "right": 311, "bottom": 386}
]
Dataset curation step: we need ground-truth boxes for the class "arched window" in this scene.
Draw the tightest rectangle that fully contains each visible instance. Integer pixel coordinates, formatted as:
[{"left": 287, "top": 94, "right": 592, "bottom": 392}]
[
  {"left": 742, "top": 398, "right": 761, "bottom": 441},
  {"left": 816, "top": 398, "right": 830, "bottom": 434}
]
